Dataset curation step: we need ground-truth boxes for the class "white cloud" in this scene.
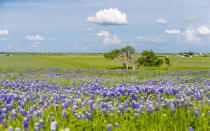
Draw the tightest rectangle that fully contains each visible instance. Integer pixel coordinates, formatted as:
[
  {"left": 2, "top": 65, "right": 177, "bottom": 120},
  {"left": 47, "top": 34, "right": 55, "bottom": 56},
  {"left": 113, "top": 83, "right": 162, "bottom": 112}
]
[
  {"left": 156, "top": 18, "right": 168, "bottom": 25},
  {"left": 184, "top": 27, "right": 200, "bottom": 42},
  {"left": 197, "top": 26, "right": 210, "bottom": 35},
  {"left": 165, "top": 29, "right": 181, "bottom": 35},
  {"left": 32, "top": 44, "right": 38, "bottom": 48},
  {"left": 25, "top": 34, "right": 44, "bottom": 41},
  {"left": 87, "top": 8, "right": 128, "bottom": 25},
  {"left": 97, "top": 30, "right": 121, "bottom": 45},
  {"left": 97, "top": 30, "right": 110, "bottom": 37},
  {"left": 85, "top": 28, "right": 92, "bottom": 32},
  {"left": 185, "top": 16, "right": 195, "bottom": 21},
  {"left": 0, "top": 30, "right": 9, "bottom": 35},
  {"left": 136, "top": 36, "right": 145, "bottom": 40},
  {"left": 32, "top": 42, "right": 40, "bottom": 48}
]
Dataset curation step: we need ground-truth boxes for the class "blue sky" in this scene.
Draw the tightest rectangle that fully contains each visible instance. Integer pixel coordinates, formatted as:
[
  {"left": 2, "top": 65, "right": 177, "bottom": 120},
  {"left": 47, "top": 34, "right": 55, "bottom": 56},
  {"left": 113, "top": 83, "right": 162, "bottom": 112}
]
[{"left": 0, "top": 0, "right": 210, "bottom": 53}]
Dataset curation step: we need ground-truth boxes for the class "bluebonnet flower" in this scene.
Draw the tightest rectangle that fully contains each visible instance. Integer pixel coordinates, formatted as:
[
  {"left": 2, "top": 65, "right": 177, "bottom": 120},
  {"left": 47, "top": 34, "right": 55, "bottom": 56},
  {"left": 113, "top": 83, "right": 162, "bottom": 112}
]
[
  {"left": 50, "top": 121, "right": 58, "bottom": 131},
  {"left": 188, "top": 127, "right": 194, "bottom": 131},
  {"left": 107, "top": 124, "right": 112, "bottom": 131},
  {"left": 114, "top": 123, "right": 119, "bottom": 127},
  {"left": 86, "top": 113, "right": 92, "bottom": 120},
  {"left": 23, "top": 118, "right": 29, "bottom": 129},
  {"left": 102, "top": 108, "right": 107, "bottom": 114},
  {"left": 146, "top": 104, "right": 154, "bottom": 113},
  {"left": 62, "top": 110, "right": 67, "bottom": 118},
  {"left": 1, "top": 120, "right": 7, "bottom": 128},
  {"left": 34, "top": 122, "right": 40, "bottom": 129},
  {"left": 39, "top": 119, "right": 45, "bottom": 129},
  {"left": 51, "top": 117, "right": 55, "bottom": 121},
  {"left": 194, "top": 108, "right": 199, "bottom": 118},
  {"left": 80, "top": 114, "right": 85, "bottom": 120},
  {"left": 134, "top": 113, "right": 138, "bottom": 119},
  {"left": 170, "top": 103, "right": 175, "bottom": 112},
  {"left": 1, "top": 108, "right": 7, "bottom": 113},
  {"left": 8, "top": 127, "right": 13, "bottom": 131}
]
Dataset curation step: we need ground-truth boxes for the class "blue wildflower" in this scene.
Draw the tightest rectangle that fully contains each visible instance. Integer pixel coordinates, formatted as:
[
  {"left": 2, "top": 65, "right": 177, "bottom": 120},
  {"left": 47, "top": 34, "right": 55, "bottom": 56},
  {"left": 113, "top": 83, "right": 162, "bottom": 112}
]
[
  {"left": 188, "top": 127, "right": 194, "bottom": 131},
  {"left": 134, "top": 113, "right": 138, "bottom": 119},
  {"left": 86, "top": 113, "right": 92, "bottom": 120},
  {"left": 170, "top": 103, "right": 175, "bottom": 112},
  {"left": 50, "top": 121, "right": 58, "bottom": 131},
  {"left": 107, "top": 124, "right": 112, "bottom": 131},
  {"left": 114, "top": 123, "right": 119, "bottom": 127},
  {"left": 8, "top": 127, "right": 13, "bottom": 131}
]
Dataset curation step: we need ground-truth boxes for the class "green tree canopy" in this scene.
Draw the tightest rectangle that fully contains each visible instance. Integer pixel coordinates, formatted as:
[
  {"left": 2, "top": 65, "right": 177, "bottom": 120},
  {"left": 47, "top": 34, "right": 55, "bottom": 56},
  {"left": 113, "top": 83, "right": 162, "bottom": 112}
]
[
  {"left": 104, "top": 46, "right": 137, "bottom": 70},
  {"left": 138, "top": 50, "right": 163, "bottom": 67}
]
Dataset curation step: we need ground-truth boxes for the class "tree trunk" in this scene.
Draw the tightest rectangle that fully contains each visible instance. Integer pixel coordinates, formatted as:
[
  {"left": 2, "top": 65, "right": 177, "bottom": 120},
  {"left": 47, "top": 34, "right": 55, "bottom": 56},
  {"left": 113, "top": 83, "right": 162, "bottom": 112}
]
[
  {"left": 122, "top": 53, "right": 129, "bottom": 70},
  {"left": 132, "top": 64, "right": 135, "bottom": 71},
  {"left": 126, "top": 64, "right": 129, "bottom": 70}
]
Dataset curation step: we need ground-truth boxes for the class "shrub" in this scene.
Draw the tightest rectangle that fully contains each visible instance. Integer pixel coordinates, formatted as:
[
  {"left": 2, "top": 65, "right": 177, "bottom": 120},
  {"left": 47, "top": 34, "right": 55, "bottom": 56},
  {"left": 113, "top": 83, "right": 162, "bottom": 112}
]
[{"left": 138, "top": 50, "right": 163, "bottom": 67}]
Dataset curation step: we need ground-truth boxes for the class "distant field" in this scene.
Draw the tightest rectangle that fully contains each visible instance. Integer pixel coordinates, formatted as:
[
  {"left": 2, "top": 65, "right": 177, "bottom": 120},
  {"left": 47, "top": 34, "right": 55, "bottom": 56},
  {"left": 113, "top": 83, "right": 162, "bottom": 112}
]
[{"left": 0, "top": 53, "right": 209, "bottom": 70}]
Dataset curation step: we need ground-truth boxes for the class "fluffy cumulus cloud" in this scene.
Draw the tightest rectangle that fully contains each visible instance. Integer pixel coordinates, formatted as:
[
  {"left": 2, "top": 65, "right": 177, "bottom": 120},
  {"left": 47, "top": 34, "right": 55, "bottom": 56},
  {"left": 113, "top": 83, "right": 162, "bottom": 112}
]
[
  {"left": 156, "top": 18, "right": 168, "bottom": 25},
  {"left": 25, "top": 34, "right": 44, "bottom": 41},
  {"left": 164, "top": 29, "right": 181, "bottom": 35},
  {"left": 184, "top": 27, "right": 200, "bottom": 42},
  {"left": 0, "top": 29, "right": 9, "bottom": 35},
  {"left": 97, "top": 30, "right": 121, "bottom": 45},
  {"left": 87, "top": 8, "right": 128, "bottom": 25},
  {"left": 197, "top": 26, "right": 210, "bottom": 35}
]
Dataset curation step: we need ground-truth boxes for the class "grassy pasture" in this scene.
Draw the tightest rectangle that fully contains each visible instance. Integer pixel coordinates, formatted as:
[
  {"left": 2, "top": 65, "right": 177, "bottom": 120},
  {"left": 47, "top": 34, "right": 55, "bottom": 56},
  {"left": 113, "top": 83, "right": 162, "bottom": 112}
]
[{"left": 0, "top": 53, "right": 209, "bottom": 70}]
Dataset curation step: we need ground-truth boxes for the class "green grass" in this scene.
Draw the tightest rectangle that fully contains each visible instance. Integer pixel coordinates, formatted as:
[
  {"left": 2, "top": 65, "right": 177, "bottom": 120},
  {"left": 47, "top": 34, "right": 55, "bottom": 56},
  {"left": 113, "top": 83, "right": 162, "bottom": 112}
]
[{"left": 0, "top": 53, "right": 209, "bottom": 70}]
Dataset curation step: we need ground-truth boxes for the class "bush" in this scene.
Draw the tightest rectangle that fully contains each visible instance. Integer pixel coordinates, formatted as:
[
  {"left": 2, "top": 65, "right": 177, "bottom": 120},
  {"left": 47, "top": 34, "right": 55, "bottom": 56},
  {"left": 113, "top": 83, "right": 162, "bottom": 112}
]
[{"left": 138, "top": 50, "right": 163, "bottom": 67}]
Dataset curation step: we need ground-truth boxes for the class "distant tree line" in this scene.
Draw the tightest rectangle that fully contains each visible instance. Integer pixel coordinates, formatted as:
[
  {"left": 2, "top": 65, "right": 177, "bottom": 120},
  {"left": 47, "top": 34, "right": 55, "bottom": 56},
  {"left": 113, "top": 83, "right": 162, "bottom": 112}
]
[{"left": 104, "top": 46, "right": 171, "bottom": 71}]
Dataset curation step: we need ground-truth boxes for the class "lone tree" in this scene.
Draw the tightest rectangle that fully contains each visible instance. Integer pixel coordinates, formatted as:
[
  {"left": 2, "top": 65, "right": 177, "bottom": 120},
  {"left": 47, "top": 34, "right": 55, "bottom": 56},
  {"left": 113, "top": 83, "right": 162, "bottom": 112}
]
[
  {"left": 104, "top": 46, "right": 138, "bottom": 70},
  {"left": 138, "top": 50, "right": 163, "bottom": 67}
]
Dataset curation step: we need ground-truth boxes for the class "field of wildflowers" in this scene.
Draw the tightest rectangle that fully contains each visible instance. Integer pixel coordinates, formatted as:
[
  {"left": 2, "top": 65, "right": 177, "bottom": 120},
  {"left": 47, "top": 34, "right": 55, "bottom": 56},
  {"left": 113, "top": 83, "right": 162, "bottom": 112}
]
[{"left": 0, "top": 68, "right": 209, "bottom": 130}]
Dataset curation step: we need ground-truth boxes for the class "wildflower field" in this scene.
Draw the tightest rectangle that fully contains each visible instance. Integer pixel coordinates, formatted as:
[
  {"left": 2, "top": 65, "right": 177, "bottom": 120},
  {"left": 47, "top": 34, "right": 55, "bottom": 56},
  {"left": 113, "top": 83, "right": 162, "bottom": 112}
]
[{"left": 0, "top": 54, "right": 209, "bottom": 131}]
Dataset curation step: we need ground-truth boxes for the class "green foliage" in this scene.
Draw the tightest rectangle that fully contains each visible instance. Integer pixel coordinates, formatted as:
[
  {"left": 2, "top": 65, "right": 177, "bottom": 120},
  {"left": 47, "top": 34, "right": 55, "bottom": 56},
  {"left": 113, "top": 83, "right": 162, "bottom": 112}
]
[
  {"left": 138, "top": 50, "right": 163, "bottom": 67},
  {"left": 104, "top": 46, "right": 137, "bottom": 70},
  {"left": 164, "top": 57, "right": 171, "bottom": 66},
  {"left": 104, "top": 49, "right": 120, "bottom": 60},
  {"left": 120, "top": 46, "right": 136, "bottom": 57}
]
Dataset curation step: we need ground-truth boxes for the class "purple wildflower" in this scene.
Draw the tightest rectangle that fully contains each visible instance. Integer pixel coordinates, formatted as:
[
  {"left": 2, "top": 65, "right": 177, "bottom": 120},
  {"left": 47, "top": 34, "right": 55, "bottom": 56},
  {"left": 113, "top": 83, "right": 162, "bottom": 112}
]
[
  {"left": 8, "top": 127, "right": 13, "bottom": 131},
  {"left": 23, "top": 118, "right": 29, "bottom": 129},
  {"left": 107, "top": 124, "right": 112, "bottom": 131},
  {"left": 188, "top": 127, "right": 194, "bottom": 131},
  {"left": 62, "top": 110, "right": 67, "bottom": 118},
  {"left": 134, "top": 113, "right": 138, "bottom": 119},
  {"left": 86, "top": 113, "right": 92, "bottom": 120},
  {"left": 170, "top": 103, "right": 175, "bottom": 112},
  {"left": 114, "top": 123, "right": 119, "bottom": 127}
]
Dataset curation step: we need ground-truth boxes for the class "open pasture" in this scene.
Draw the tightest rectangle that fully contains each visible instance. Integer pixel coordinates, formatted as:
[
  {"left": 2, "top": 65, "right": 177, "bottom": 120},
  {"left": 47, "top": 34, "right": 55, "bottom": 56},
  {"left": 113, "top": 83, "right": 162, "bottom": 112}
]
[{"left": 0, "top": 53, "right": 209, "bottom": 70}]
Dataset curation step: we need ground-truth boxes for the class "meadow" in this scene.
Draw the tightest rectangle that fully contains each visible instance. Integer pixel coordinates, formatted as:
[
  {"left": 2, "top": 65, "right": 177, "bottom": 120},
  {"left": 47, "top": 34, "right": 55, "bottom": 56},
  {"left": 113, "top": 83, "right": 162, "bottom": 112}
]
[
  {"left": 0, "top": 53, "right": 209, "bottom": 70},
  {"left": 0, "top": 53, "right": 209, "bottom": 131}
]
